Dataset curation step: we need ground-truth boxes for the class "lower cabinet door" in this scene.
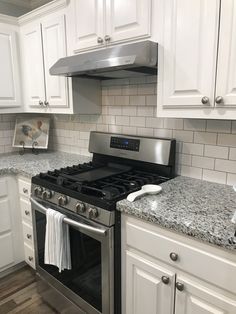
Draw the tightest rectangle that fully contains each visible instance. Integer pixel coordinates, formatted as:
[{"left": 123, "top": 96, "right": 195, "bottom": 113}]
[
  {"left": 126, "top": 251, "right": 175, "bottom": 314},
  {"left": 175, "top": 275, "right": 236, "bottom": 314}
]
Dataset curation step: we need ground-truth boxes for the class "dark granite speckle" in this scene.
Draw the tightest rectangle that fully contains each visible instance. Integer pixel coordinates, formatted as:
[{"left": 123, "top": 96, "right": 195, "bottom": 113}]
[{"left": 117, "top": 176, "right": 236, "bottom": 252}]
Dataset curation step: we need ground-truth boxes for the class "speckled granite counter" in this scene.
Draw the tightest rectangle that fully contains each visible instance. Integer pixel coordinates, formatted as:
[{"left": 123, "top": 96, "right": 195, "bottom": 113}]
[
  {"left": 117, "top": 176, "right": 236, "bottom": 252},
  {"left": 0, "top": 151, "right": 91, "bottom": 178}
]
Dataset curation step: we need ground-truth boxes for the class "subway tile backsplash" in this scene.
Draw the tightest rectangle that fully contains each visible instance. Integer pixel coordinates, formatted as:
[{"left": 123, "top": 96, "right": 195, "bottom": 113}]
[{"left": 2, "top": 76, "right": 236, "bottom": 186}]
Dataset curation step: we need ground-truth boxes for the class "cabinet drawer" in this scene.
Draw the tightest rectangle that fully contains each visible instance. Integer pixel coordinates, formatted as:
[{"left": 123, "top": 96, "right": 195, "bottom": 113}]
[
  {"left": 20, "top": 197, "right": 32, "bottom": 222},
  {"left": 18, "top": 178, "right": 31, "bottom": 198},
  {"left": 24, "top": 243, "right": 35, "bottom": 269},
  {"left": 126, "top": 219, "right": 236, "bottom": 294},
  {"left": 22, "top": 221, "right": 34, "bottom": 245}
]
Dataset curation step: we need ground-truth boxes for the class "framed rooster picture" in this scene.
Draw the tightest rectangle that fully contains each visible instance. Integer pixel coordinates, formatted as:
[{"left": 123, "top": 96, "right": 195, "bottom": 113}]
[{"left": 13, "top": 117, "right": 50, "bottom": 149}]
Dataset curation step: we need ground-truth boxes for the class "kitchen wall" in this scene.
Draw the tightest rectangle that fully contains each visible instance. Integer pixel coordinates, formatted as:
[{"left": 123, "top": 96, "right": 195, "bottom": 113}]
[
  {"left": 49, "top": 76, "right": 236, "bottom": 186},
  {"left": 2, "top": 76, "right": 236, "bottom": 186}
]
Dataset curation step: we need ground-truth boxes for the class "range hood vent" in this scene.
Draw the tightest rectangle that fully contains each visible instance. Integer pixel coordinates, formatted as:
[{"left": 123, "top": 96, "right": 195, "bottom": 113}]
[{"left": 50, "top": 41, "right": 157, "bottom": 80}]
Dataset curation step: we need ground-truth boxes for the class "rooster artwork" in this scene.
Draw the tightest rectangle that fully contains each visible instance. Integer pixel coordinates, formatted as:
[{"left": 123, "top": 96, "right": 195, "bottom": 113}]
[{"left": 13, "top": 117, "right": 50, "bottom": 149}]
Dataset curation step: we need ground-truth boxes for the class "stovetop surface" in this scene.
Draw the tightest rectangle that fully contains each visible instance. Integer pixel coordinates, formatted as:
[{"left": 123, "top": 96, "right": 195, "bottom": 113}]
[{"left": 32, "top": 161, "right": 170, "bottom": 210}]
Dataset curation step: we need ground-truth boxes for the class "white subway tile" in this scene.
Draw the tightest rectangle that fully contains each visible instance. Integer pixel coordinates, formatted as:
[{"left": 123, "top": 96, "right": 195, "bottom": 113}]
[
  {"left": 182, "top": 143, "right": 204, "bottom": 156},
  {"left": 164, "top": 118, "right": 184, "bottom": 130},
  {"left": 154, "top": 129, "right": 173, "bottom": 138},
  {"left": 115, "top": 116, "right": 130, "bottom": 126},
  {"left": 204, "top": 145, "right": 229, "bottom": 159},
  {"left": 108, "top": 86, "right": 122, "bottom": 96},
  {"left": 130, "top": 95, "right": 146, "bottom": 106},
  {"left": 114, "top": 95, "right": 129, "bottom": 106},
  {"left": 122, "top": 106, "right": 137, "bottom": 116},
  {"left": 229, "top": 148, "right": 236, "bottom": 160},
  {"left": 137, "top": 128, "right": 154, "bottom": 137},
  {"left": 184, "top": 119, "right": 206, "bottom": 131},
  {"left": 145, "top": 117, "right": 164, "bottom": 128},
  {"left": 96, "top": 124, "right": 109, "bottom": 132},
  {"left": 206, "top": 120, "right": 231, "bottom": 133},
  {"left": 137, "top": 106, "right": 154, "bottom": 117},
  {"left": 215, "top": 159, "right": 236, "bottom": 173},
  {"left": 122, "top": 85, "right": 138, "bottom": 95},
  {"left": 108, "top": 106, "right": 122, "bottom": 116},
  {"left": 218, "top": 134, "right": 236, "bottom": 147},
  {"left": 102, "top": 96, "right": 115, "bottom": 106},
  {"left": 130, "top": 116, "right": 146, "bottom": 127},
  {"left": 226, "top": 173, "right": 236, "bottom": 186},
  {"left": 176, "top": 153, "right": 192, "bottom": 166},
  {"left": 192, "top": 156, "right": 214, "bottom": 170},
  {"left": 172, "top": 130, "right": 193, "bottom": 143},
  {"left": 181, "top": 166, "right": 202, "bottom": 179},
  {"left": 108, "top": 125, "right": 122, "bottom": 133},
  {"left": 194, "top": 132, "right": 217, "bottom": 145},
  {"left": 122, "top": 126, "right": 137, "bottom": 135},
  {"left": 102, "top": 115, "right": 116, "bottom": 125},
  {"left": 202, "top": 169, "right": 226, "bottom": 184},
  {"left": 146, "top": 95, "right": 156, "bottom": 106},
  {"left": 138, "top": 84, "right": 155, "bottom": 95}
]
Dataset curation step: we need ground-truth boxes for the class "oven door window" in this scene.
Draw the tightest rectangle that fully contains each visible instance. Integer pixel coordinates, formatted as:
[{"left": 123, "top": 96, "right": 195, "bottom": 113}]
[{"left": 36, "top": 211, "right": 102, "bottom": 312}]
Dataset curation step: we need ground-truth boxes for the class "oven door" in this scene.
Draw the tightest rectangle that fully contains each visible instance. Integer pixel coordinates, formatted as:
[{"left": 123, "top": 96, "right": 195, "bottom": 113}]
[{"left": 31, "top": 197, "right": 114, "bottom": 314}]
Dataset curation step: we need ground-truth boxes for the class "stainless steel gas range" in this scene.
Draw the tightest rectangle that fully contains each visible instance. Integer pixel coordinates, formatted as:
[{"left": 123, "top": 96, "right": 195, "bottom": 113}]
[{"left": 30, "top": 132, "right": 176, "bottom": 314}]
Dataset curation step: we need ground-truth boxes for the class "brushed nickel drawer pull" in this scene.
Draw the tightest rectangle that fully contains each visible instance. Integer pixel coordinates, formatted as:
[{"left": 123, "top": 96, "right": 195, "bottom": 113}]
[
  {"left": 26, "top": 234, "right": 32, "bottom": 239},
  {"left": 23, "top": 188, "right": 28, "bottom": 194},
  {"left": 170, "top": 252, "right": 178, "bottom": 261},
  {"left": 25, "top": 210, "right": 30, "bottom": 216}
]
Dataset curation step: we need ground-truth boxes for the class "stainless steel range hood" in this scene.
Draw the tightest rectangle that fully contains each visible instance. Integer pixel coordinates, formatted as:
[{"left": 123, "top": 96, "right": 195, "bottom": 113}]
[{"left": 50, "top": 41, "right": 157, "bottom": 80}]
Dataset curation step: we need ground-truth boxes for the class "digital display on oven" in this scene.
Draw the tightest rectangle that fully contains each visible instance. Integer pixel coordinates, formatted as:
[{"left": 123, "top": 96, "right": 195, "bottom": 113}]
[{"left": 110, "top": 136, "right": 140, "bottom": 151}]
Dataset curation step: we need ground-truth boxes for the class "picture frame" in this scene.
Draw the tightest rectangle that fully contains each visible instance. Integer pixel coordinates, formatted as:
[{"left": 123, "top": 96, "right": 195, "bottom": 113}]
[{"left": 13, "top": 117, "right": 50, "bottom": 149}]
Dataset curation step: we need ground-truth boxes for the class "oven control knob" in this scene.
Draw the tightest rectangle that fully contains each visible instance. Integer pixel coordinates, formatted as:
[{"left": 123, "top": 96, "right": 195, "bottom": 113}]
[
  {"left": 76, "top": 202, "right": 86, "bottom": 213},
  {"left": 34, "top": 186, "right": 43, "bottom": 197},
  {"left": 58, "top": 195, "right": 68, "bottom": 206},
  {"left": 88, "top": 208, "right": 98, "bottom": 219},
  {"left": 42, "top": 190, "right": 52, "bottom": 200}
]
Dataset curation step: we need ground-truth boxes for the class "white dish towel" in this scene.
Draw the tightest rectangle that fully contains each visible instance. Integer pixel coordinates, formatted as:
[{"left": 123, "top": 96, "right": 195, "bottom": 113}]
[{"left": 44, "top": 208, "right": 71, "bottom": 272}]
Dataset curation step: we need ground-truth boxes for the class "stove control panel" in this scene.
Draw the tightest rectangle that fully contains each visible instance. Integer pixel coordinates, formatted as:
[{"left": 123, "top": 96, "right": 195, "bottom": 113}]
[{"left": 110, "top": 136, "right": 140, "bottom": 151}]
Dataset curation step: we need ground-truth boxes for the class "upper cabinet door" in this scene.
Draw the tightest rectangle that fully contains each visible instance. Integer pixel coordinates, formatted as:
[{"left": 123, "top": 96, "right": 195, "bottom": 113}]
[
  {"left": 215, "top": 0, "right": 236, "bottom": 108},
  {"left": 106, "top": 0, "right": 151, "bottom": 44},
  {"left": 42, "top": 15, "right": 68, "bottom": 109},
  {"left": 70, "top": 0, "right": 105, "bottom": 52},
  {"left": 158, "top": 0, "right": 220, "bottom": 111},
  {"left": 21, "top": 23, "right": 45, "bottom": 108},
  {"left": 0, "top": 26, "right": 21, "bottom": 109}
]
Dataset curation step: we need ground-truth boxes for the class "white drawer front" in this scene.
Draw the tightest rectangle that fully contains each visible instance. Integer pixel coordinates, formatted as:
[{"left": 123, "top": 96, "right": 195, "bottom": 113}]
[
  {"left": 24, "top": 243, "right": 35, "bottom": 269},
  {"left": 22, "top": 221, "right": 34, "bottom": 245},
  {"left": 20, "top": 197, "right": 32, "bottom": 222},
  {"left": 126, "top": 220, "right": 236, "bottom": 294},
  {"left": 18, "top": 178, "right": 31, "bottom": 198}
]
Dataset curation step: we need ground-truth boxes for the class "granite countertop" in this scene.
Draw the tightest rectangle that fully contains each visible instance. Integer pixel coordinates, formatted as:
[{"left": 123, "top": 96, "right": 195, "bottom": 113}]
[
  {"left": 0, "top": 151, "right": 91, "bottom": 178},
  {"left": 117, "top": 176, "right": 236, "bottom": 252}
]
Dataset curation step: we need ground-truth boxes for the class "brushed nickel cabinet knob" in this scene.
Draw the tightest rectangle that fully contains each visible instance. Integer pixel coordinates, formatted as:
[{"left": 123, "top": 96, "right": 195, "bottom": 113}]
[
  {"left": 215, "top": 96, "right": 223, "bottom": 104},
  {"left": 170, "top": 252, "right": 178, "bottom": 261},
  {"left": 176, "top": 282, "right": 184, "bottom": 291},
  {"left": 97, "top": 37, "right": 104, "bottom": 44},
  {"left": 104, "top": 35, "right": 111, "bottom": 42},
  {"left": 161, "top": 276, "right": 170, "bottom": 284},
  {"left": 201, "top": 96, "right": 209, "bottom": 104}
]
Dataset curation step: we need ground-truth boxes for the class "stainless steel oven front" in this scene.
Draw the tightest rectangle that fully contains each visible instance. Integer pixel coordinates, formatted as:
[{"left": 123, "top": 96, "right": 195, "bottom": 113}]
[{"left": 31, "top": 197, "right": 114, "bottom": 314}]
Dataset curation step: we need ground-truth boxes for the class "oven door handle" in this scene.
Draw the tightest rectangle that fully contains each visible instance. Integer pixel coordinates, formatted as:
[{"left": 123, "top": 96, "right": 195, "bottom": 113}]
[{"left": 30, "top": 197, "right": 107, "bottom": 237}]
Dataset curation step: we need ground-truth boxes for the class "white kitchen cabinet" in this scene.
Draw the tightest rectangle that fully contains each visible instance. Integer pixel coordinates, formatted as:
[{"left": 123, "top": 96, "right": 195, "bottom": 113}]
[
  {"left": 18, "top": 176, "right": 35, "bottom": 269},
  {"left": 68, "top": 0, "right": 151, "bottom": 53},
  {"left": 21, "top": 13, "right": 69, "bottom": 113},
  {"left": 175, "top": 275, "right": 236, "bottom": 314},
  {"left": 122, "top": 215, "right": 236, "bottom": 314},
  {"left": 157, "top": 0, "right": 236, "bottom": 119},
  {"left": 0, "top": 23, "right": 22, "bottom": 112},
  {"left": 126, "top": 250, "right": 175, "bottom": 314},
  {"left": 0, "top": 177, "right": 24, "bottom": 273}
]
